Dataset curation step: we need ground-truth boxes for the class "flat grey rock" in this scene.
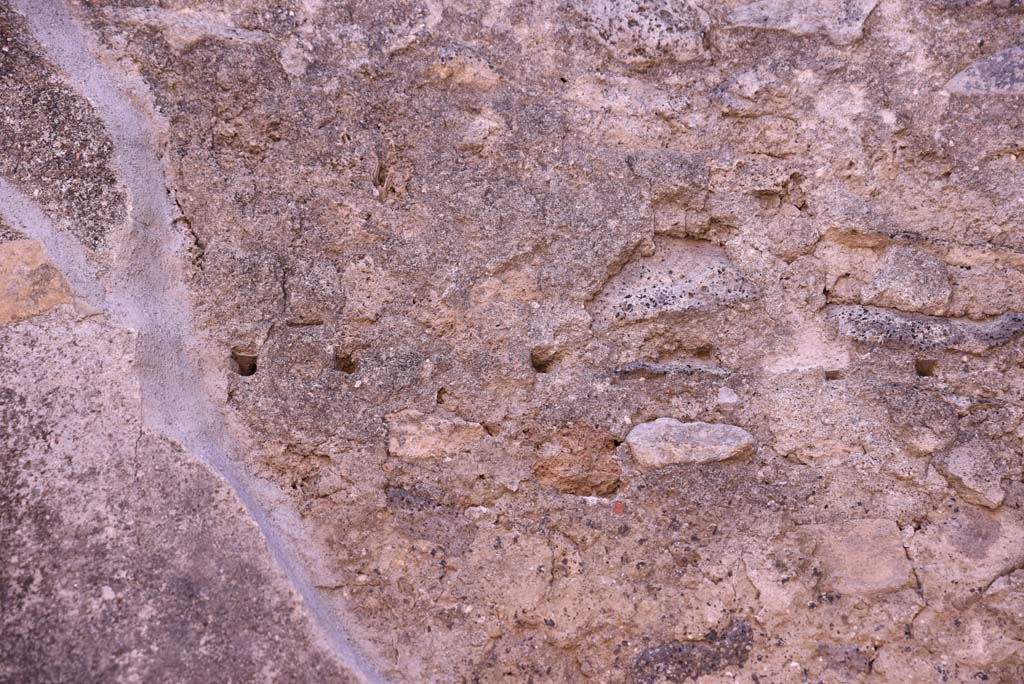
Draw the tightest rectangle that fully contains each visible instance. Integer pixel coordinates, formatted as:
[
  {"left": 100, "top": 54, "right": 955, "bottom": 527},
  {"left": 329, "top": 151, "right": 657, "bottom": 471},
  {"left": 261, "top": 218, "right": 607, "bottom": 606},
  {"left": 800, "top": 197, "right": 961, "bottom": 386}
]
[
  {"left": 627, "top": 418, "right": 756, "bottom": 471},
  {"left": 948, "top": 45, "right": 1024, "bottom": 95},
  {"left": 729, "top": 0, "right": 879, "bottom": 46}
]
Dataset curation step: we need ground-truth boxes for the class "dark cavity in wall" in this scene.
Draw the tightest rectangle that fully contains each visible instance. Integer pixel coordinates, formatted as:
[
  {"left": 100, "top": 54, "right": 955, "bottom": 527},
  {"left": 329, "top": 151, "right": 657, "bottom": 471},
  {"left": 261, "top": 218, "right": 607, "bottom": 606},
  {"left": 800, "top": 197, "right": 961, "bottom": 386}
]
[
  {"left": 530, "top": 346, "right": 554, "bottom": 373},
  {"left": 230, "top": 349, "right": 258, "bottom": 376},
  {"left": 333, "top": 349, "right": 358, "bottom": 374}
]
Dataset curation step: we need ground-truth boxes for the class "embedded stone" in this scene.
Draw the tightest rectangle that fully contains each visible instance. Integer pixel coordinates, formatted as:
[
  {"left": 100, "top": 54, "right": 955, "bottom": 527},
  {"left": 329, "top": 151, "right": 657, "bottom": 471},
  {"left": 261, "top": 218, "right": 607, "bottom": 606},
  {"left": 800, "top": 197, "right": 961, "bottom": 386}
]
[
  {"left": 0, "top": 239, "right": 72, "bottom": 326},
  {"left": 626, "top": 418, "right": 756, "bottom": 471},
  {"left": 947, "top": 45, "right": 1024, "bottom": 96},
  {"left": 826, "top": 304, "right": 1024, "bottom": 353},
  {"left": 937, "top": 441, "right": 1006, "bottom": 510},
  {"left": 810, "top": 519, "right": 912, "bottom": 595},
  {"left": 729, "top": 0, "right": 879, "bottom": 46},
  {"left": 861, "top": 246, "right": 951, "bottom": 315},
  {"left": 533, "top": 425, "right": 621, "bottom": 495},
  {"left": 592, "top": 238, "right": 756, "bottom": 327},
  {"left": 717, "top": 387, "right": 741, "bottom": 412},
  {"left": 579, "top": 0, "right": 710, "bottom": 67},
  {"left": 386, "top": 408, "right": 487, "bottom": 461}
]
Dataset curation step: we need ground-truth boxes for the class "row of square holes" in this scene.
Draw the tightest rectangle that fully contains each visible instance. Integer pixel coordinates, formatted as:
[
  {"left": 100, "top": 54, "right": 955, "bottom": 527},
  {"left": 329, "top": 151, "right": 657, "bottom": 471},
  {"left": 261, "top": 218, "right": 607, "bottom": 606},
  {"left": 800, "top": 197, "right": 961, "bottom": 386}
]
[
  {"left": 826, "top": 359, "right": 937, "bottom": 380},
  {"left": 231, "top": 350, "right": 938, "bottom": 380},
  {"left": 229, "top": 349, "right": 358, "bottom": 377}
]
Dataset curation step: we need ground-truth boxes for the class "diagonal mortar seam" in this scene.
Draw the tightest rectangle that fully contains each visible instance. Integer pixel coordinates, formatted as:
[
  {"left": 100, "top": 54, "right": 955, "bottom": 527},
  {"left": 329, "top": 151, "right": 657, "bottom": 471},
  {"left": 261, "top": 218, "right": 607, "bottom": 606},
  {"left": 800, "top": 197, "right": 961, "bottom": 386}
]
[{"left": 7, "top": 2, "right": 386, "bottom": 681}]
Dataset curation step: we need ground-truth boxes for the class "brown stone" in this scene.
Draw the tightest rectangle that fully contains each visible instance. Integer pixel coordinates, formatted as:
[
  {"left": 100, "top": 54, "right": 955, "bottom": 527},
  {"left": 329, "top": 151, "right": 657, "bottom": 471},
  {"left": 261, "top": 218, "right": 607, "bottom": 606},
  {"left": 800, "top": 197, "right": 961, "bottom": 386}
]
[
  {"left": 386, "top": 408, "right": 487, "bottom": 462},
  {"left": 533, "top": 424, "right": 621, "bottom": 495},
  {"left": 810, "top": 519, "right": 912, "bottom": 595},
  {"left": 0, "top": 239, "right": 72, "bottom": 326}
]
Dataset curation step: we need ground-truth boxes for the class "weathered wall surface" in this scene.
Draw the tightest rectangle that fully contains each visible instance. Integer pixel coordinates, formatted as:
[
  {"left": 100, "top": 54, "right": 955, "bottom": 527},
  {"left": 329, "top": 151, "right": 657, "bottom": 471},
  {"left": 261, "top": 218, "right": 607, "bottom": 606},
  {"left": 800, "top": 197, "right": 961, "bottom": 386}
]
[{"left": 2, "top": 1, "right": 1024, "bottom": 682}]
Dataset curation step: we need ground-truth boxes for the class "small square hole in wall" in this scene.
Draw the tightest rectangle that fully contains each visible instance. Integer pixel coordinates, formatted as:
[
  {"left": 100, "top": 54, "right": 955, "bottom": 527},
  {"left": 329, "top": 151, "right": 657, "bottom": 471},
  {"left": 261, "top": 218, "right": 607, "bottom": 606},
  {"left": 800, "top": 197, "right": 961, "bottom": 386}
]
[
  {"left": 530, "top": 347, "right": 553, "bottom": 373},
  {"left": 915, "top": 359, "right": 938, "bottom": 377},
  {"left": 230, "top": 349, "right": 258, "bottom": 376},
  {"left": 333, "top": 350, "right": 358, "bottom": 374},
  {"left": 692, "top": 344, "right": 715, "bottom": 360},
  {"left": 824, "top": 370, "right": 842, "bottom": 381}
]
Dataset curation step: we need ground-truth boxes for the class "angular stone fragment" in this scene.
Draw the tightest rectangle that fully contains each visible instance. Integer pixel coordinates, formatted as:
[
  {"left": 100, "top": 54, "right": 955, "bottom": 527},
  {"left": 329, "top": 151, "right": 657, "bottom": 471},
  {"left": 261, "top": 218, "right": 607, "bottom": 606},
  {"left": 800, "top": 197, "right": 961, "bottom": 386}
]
[
  {"left": 983, "top": 569, "right": 1024, "bottom": 633},
  {"left": 456, "top": 109, "right": 507, "bottom": 153},
  {"left": 947, "top": 45, "right": 1024, "bottom": 96},
  {"left": 534, "top": 447, "right": 620, "bottom": 495},
  {"left": 0, "top": 239, "right": 72, "bottom": 326},
  {"left": 861, "top": 246, "right": 951, "bottom": 315},
  {"left": 592, "top": 238, "right": 756, "bottom": 327},
  {"left": 578, "top": 0, "right": 710, "bottom": 68},
  {"left": 717, "top": 387, "right": 741, "bottom": 412},
  {"left": 533, "top": 425, "right": 621, "bottom": 495},
  {"left": 881, "top": 386, "right": 958, "bottom": 457},
  {"left": 937, "top": 441, "right": 1005, "bottom": 509},
  {"left": 729, "top": 0, "right": 879, "bottom": 46},
  {"left": 810, "top": 519, "right": 912, "bottom": 595},
  {"left": 907, "top": 507, "right": 1024, "bottom": 608},
  {"left": 626, "top": 418, "right": 755, "bottom": 471},
  {"left": 826, "top": 304, "right": 1024, "bottom": 352},
  {"left": 386, "top": 408, "right": 487, "bottom": 461}
]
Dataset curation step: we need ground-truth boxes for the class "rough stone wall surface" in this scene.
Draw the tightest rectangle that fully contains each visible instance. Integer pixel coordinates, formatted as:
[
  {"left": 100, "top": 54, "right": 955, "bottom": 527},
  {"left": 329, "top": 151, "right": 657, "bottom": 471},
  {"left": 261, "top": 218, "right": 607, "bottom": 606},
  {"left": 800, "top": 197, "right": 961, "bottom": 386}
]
[{"left": 2, "top": 1, "right": 1024, "bottom": 683}]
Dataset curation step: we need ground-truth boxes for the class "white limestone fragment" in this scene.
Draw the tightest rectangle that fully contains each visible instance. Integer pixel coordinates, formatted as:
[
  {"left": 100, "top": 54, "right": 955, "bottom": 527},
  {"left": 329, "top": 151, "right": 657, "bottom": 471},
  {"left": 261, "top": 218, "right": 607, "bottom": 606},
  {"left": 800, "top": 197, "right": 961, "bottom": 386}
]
[{"left": 626, "top": 418, "right": 755, "bottom": 471}]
